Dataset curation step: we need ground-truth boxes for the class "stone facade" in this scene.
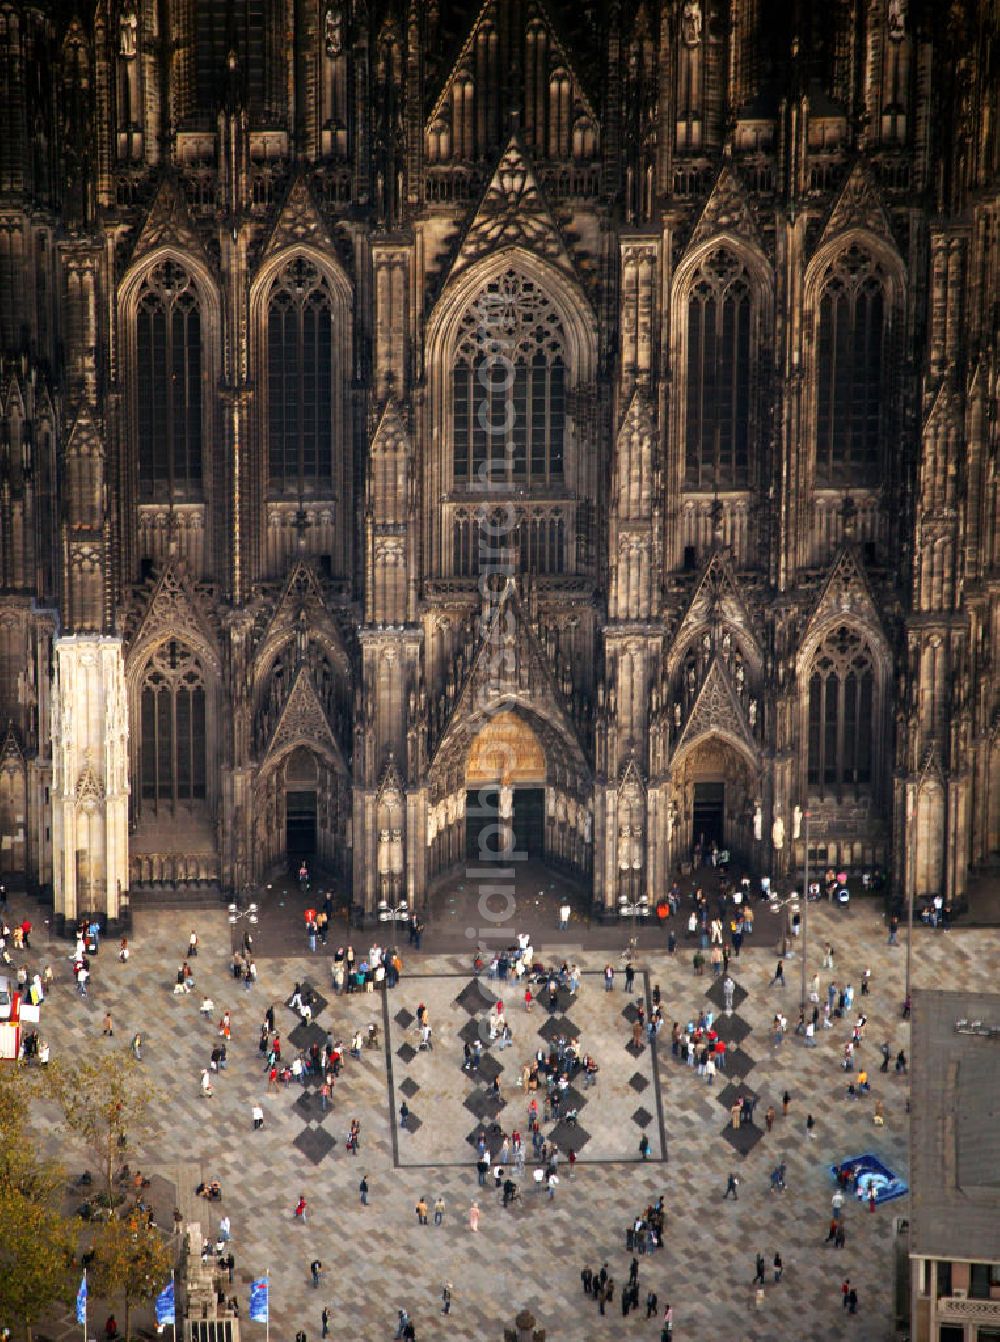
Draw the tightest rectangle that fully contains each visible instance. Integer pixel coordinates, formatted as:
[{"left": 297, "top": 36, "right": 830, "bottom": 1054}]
[{"left": 0, "top": 0, "right": 997, "bottom": 926}]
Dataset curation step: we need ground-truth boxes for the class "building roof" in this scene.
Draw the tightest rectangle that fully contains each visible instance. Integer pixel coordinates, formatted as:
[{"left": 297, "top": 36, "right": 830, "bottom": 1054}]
[{"left": 909, "top": 989, "right": 1000, "bottom": 1263}]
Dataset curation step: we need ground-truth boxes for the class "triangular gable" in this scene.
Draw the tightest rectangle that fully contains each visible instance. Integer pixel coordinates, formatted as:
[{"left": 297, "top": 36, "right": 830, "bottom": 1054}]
[
  {"left": 430, "top": 577, "right": 590, "bottom": 780},
  {"left": 0, "top": 721, "right": 23, "bottom": 767},
  {"left": 449, "top": 135, "right": 576, "bottom": 278},
  {"left": 65, "top": 405, "right": 104, "bottom": 459},
  {"left": 819, "top": 161, "right": 893, "bottom": 250},
  {"left": 669, "top": 552, "right": 760, "bottom": 671},
  {"left": 376, "top": 753, "right": 405, "bottom": 804},
  {"left": 922, "top": 380, "right": 961, "bottom": 434},
  {"left": 619, "top": 753, "right": 646, "bottom": 795},
  {"left": 261, "top": 562, "right": 350, "bottom": 671},
  {"left": 673, "top": 658, "right": 757, "bottom": 764},
  {"left": 801, "top": 546, "right": 885, "bottom": 651},
  {"left": 128, "top": 563, "right": 221, "bottom": 674},
  {"left": 687, "top": 165, "right": 762, "bottom": 254},
  {"left": 370, "top": 399, "right": 410, "bottom": 456},
  {"left": 916, "top": 744, "right": 946, "bottom": 791},
  {"left": 262, "top": 174, "right": 335, "bottom": 260},
  {"left": 131, "top": 176, "right": 210, "bottom": 267},
  {"left": 267, "top": 665, "right": 348, "bottom": 773},
  {"left": 613, "top": 386, "right": 659, "bottom": 516},
  {"left": 426, "top": 0, "right": 597, "bottom": 127}
]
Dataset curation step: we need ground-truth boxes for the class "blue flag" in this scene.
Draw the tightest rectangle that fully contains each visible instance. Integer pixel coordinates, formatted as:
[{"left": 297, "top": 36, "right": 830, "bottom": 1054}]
[
  {"left": 75, "top": 1273, "right": 87, "bottom": 1325},
  {"left": 155, "top": 1278, "right": 175, "bottom": 1325},
  {"left": 249, "top": 1276, "right": 269, "bottom": 1323}
]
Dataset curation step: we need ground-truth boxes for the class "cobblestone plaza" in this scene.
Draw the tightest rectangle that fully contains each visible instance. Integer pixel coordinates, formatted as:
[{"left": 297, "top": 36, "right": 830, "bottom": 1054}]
[{"left": 17, "top": 888, "right": 1000, "bottom": 1341}]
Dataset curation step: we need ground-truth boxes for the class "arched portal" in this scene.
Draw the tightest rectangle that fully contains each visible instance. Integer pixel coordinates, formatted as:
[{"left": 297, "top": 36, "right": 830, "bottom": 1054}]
[
  {"left": 465, "top": 710, "right": 548, "bottom": 862},
  {"left": 252, "top": 743, "right": 351, "bottom": 882},
  {"left": 285, "top": 746, "right": 319, "bottom": 863},
  {"left": 671, "top": 734, "right": 758, "bottom": 865}
]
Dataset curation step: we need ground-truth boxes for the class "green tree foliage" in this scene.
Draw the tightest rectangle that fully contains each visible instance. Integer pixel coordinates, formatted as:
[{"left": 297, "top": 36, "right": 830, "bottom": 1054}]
[
  {"left": 0, "top": 1186, "right": 78, "bottom": 1342},
  {"left": 90, "top": 1212, "right": 174, "bottom": 1342},
  {"left": 49, "top": 1051, "right": 155, "bottom": 1202}
]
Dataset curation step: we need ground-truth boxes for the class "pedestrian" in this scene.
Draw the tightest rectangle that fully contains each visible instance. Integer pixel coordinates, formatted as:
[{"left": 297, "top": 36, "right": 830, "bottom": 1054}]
[
  {"left": 321, "top": 1306, "right": 330, "bottom": 1338},
  {"left": 895, "top": 1049, "right": 907, "bottom": 1073},
  {"left": 188, "top": 930, "right": 198, "bottom": 958},
  {"left": 770, "top": 960, "right": 785, "bottom": 988},
  {"left": 103, "top": 1011, "right": 113, "bottom": 1037},
  {"left": 294, "top": 1194, "right": 307, "bottom": 1222},
  {"left": 524, "top": 987, "right": 533, "bottom": 1012},
  {"left": 765, "top": 1105, "right": 775, "bottom": 1133},
  {"left": 773, "top": 1252, "right": 783, "bottom": 1283},
  {"left": 359, "top": 1175, "right": 369, "bottom": 1206},
  {"left": 252, "top": 1103, "right": 264, "bottom": 1130},
  {"left": 806, "top": 1113, "right": 816, "bottom": 1140},
  {"left": 724, "top": 1172, "right": 739, "bottom": 1200},
  {"left": 842, "top": 1278, "right": 851, "bottom": 1309},
  {"left": 753, "top": 1253, "right": 766, "bottom": 1285},
  {"left": 415, "top": 1197, "right": 428, "bottom": 1225},
  {"left": 782, "top": 1089, "right": 791, "bottom": 1118},
  {"left": 625, "top": 963, "right": 635, "bottom": 993},
  {"left": 646, "top": 1290, "right": 658, "bottom": 1318},
  {"left": 469, "top": 1199, "right": 480, "bottom": 1232},
  {"left": 433, "top": 1194, "right": 445, "bottom": 1225},
  {"left": 848, "top": 1287, "right": 858, "bottom": 1314},
  {"left": 131, "top": 1032, "right": 142, "bottom": 1060},
  {"left": 310, "top": 1259, "right": 322, "bottom": 1289},
  {"left": 442, "top": 1282, "right": 452, "bottom": 1315}
]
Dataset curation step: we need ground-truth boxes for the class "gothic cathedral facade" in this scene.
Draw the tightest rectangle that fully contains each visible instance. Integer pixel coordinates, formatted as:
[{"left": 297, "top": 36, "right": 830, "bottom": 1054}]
[{"left": 0, "top": 0, "right": 997, "bottom": 929}]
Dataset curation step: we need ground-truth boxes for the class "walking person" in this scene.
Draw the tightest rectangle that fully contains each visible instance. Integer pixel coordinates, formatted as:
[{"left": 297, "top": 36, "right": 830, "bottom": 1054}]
[
  {"left": 469, "top": 1200, "right": 480, "bottom": 1231},
  {"left": 321, "top": 1306, "right": 330, "bottom": 1338},
  {"left": 770, "top": 960, "right": 785, "bottom": 988},
  {"left": 724, "top": 1172, "right": 740, "bottom": 1200},
  {"left": 433, "top": 1195, "right": 445, "bottom": 1226},
  {"left": 442, "top": 1282, "right": 453, "bottom": 1315},
  {"left": 359, "top": 1175, "right": 369, "bottom": 1206},
  {"left": 310, "top": 1259, "right": 322, "bottom": 1289}
]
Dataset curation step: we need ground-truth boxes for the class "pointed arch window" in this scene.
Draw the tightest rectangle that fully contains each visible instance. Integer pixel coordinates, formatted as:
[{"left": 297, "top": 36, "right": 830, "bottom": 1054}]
[
  {"left": 195, "top": 0, "right": 268, "bottom": 112},
  {"left": 267, "top": 258, "right": 334, "bottom": 497},
  {"left": 139, "top": 640, "right": 206, "bottom": 812},
  {"left": 136, "top": 261, "right": 202, "bottom": 502},
  {"left": 815, "top": 245, "right": 886, "bottom": 486},
  {"left": 684, "top": 249, "right": 752, "bottom": 490},
  {"left": 807, "top": 625, "right": 875, "bottom": 793},
  {"left": 452, "top": 270, "right": 566, "bottom": 489}
]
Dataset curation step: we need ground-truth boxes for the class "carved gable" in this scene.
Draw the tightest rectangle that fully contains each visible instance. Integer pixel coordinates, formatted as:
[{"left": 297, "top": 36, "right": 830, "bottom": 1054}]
[
  {"left": 370, "top": 399, "right": 411, "bottom": 457},
  {"left": 450, "top": 136, "right": 575, "bottom": 278},
  {"left": 801, "top": 547, "right": 885, "bottom": 651},
  {"left": 131, "top": 176, "right": 210, "bottom": 267},
  {"left": 65, "top": 405, "right": 104, "bottom": 459},
  {"left": 430, "top": 579, "right": 590, "bottom": 784},
  {"left": 0, "top": 721, "right": 23, "bottom": 767},
  {"left": 669, "top": 552, "right": 760, "bottom": 672},
  {"left": 262, "top": 175, "right": 335, "bottom": 260},
  {"left": 674, "top": 658, "right": 757, "bottom": 763},
  {"left": 267, "top": 666, "right": 348, "bottom": 773},
  {"left": 260, "top": 563, "right": 350, "bottom": 671},
  {"left": 819, "top": 161, "right": 893, "bottom": 250},
  {"left": 687, "top": 165, "right": 762, "bottom": 254},
  {"left": 376, "top": 754, "right": 405, "bottom": 806},
  {"left": 127, "top": 564, "right": 221, "bottom": 674}
]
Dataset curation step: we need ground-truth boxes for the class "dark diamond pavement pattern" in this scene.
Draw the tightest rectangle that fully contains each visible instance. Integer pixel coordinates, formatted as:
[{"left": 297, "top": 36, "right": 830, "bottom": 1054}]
[{"left": 705, "top": 977, "right": 750, "bottom": 1011}]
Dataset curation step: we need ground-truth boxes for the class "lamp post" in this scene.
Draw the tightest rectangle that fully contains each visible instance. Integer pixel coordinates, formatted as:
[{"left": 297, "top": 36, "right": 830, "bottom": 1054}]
[
  {"left": 767, "top": 889, "right": 801, "bottom": 961},
  {"left": 228, "top": 897, "right": 259, "bottom": 955},
  {"left": 798, "top": 807, "right": 810, "bottom": 1015}
]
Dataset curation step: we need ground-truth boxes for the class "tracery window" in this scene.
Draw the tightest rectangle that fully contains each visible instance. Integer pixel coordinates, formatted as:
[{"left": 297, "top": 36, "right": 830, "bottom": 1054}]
[
  {"left": 815, "top": 245, "right": 886, "bottom": 486},
  {"left": 452, "top": 270, "right": 566, "bottom": 489},
  {"left": 267, "top": 258, "right": 334, "bottom": 497},
  {"left": 139, "top": 640, "right": 206, "bottom": 812},
  {"left": 807, "top": 625, "right": 875, "bottom": 793},
  {"left": 195, "top": 0, "right": 268, "bottom": 112},
  {"left": 684, "top": 248, "right": 752, "bottom": 490},
  {"left": 452, "top": 507, "right": 565, "bottom": 576},
  {"left": 136, "top": 261, "right": 202, "bottom": 502}
]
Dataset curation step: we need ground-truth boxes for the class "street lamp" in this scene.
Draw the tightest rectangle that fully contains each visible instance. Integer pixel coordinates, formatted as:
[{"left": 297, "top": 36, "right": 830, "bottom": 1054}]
[
  {"left": 766, "top": 888, "right": 801, "bottom": 960},
  {"left": 228, "top": 900, "right": 259, "bottom": 954},
  {"left": 793, "top": 806, "right": 810, "bottom": 1015}
]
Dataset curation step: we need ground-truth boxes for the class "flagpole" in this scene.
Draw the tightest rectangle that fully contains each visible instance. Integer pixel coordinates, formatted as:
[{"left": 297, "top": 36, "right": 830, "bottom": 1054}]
[
  {"left": 171, "top": 1270, "right": 176, "bottom": 1342},
  {"left": 82, "top": 1268, "right": 87, "bottom": 1342},
  {"left": 266, "top": 1268, "right": 270, "bottom": 1342}
]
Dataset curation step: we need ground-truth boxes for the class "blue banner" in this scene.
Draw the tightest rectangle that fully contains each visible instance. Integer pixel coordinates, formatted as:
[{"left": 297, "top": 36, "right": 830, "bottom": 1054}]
[
  {"left": 249, "top": 1276, "right": 269, "bottom": 1323},
  {"left": 75, "top": 1273, "right": 87, "bottom": 1325},
  {"left": 155, "top": 1278, "right": 175, "bottom": 1325}
]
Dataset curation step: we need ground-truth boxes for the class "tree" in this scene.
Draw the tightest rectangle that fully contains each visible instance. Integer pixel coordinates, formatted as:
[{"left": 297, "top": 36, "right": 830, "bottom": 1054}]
[
  {"left": 0, "top": 1186, "right": 79, "bottom": 1342},
  {"left": 90, "top": 1212, "right": 175, "bottom": 1341},
  {"left": 0, "top": 1068, "right": 63, "bottom": 1206},
  {"left": 49, "top": 1051, "right": 155, "bottom": 1202}
]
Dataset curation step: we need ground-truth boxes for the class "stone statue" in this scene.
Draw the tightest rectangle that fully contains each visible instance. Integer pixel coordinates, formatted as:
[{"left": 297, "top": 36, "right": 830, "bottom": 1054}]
[
  {"left": 325, "top": 4, "right": 345, "bottom": 57},
  {"left": 682, "top": 0, "right": 702, "bottom": 46},
  {"left": 119, "top": 5, "right": 138, "bottom": 58},
  {"left": 888, "top": 0, "right": 906, "bottom": 40},
  {"left": 771, "top": 815, "right": 785, "bottom": 850},
  {"left": 748, "top": 697, "right": 758, "bottom": 727},
  {"left": 673, "top": 701, "right": 682, "bottom": 728},
  {"left": 667, "top": 799, "right": 678, "bottom": 841},
  {"left": 498, "top": 781, "right": 514, "bottom": 822},
  {"left": 753, "top": 802, "right": 763, "bottom": 841}
]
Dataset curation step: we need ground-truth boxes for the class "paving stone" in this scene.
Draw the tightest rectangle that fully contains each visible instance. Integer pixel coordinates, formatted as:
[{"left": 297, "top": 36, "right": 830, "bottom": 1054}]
[
  {"left": 536, "top": 1014, "right": 579, "bottom": 1043},
  {"left": 547, "top": 1119, "right": 590, "bottom": 1154},
  {"left": 631, "top": 1106, "right": 654, "bottom": 1129},
  {"left": 629, "top": 1071, "right": 650, "bottom": 1093},
  {"left": 454, "top": 979, "right": 497, "bottom": 1014},
  {"left": 292, "top": 1126, "right": 337, "bottom": 1165},
  {"left": 712, "top": 1013, "right": 753, "bottom": 1045},
  {"left": 400, "top": 1112, "right": 423, "bottom": 1134},
  {"left": 293, "top": 1090, "right": 329, "bottom": 1122},
  {"left": 394, "top": 1008, "right": 415, "bottom": 1029},
  {"left": 398, "top": 1076, "right": 419, "bottom": 1098},
  {"left": 722, "top": 1121, "right": 764, "bottom": 1156},
  {"left": 475, "top": 1053, "right": 503, "bottom": 1085},
  {"left": 288, "top": 1020, "right": 328, "bottom": 1051},
  {"left": 717, "top": 1081, "right": 759, "bottom": 1110},
  {"left": 396, "top": 1041, "right": 417, "bottom": 1064},
  {"left": 705, "top": 977, "right": 750, "bottom": 1011},
  {"left": 458, "top": 1017, "right": 491, "bottom": 1047},
  {"left": 464, "top": 1089, "right": 506, "bottom": 1121},
  {"left": 621, "top": 1001, "right": 642, "bottom": 1023},
  {"left": 722, "top": 1045, "right": 757, "bottom": 1078}
]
